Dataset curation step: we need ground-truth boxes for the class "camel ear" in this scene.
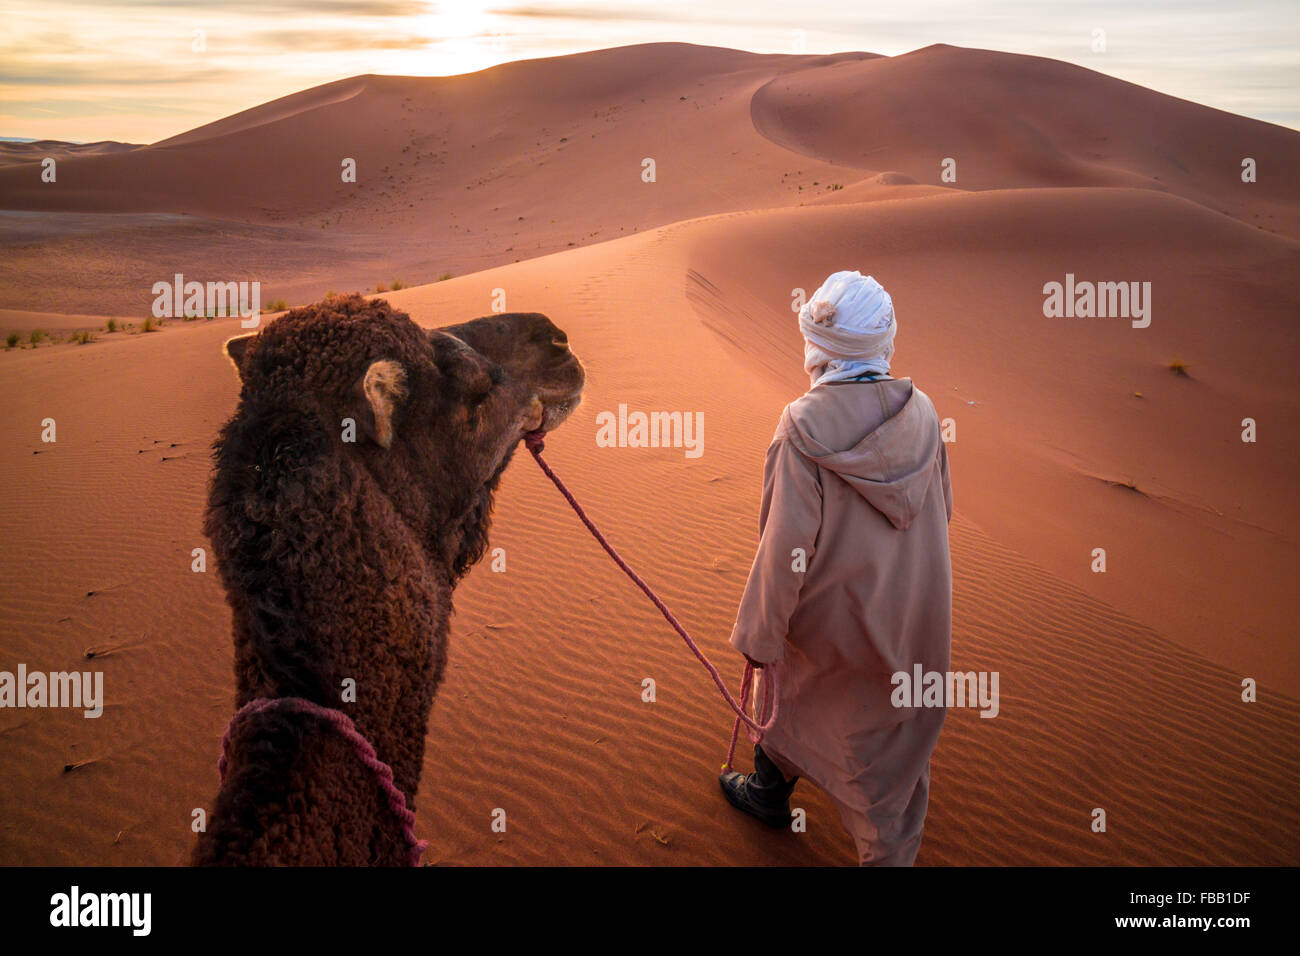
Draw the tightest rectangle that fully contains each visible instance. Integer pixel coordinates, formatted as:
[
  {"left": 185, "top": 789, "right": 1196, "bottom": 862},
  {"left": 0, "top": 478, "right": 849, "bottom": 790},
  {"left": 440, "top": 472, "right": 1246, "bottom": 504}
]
[
  {"left": 356, "top": 359, "right": 407, "bottom": 449},
  {"left": 223, "top": 333, "right": 257, "bottom": 381}
]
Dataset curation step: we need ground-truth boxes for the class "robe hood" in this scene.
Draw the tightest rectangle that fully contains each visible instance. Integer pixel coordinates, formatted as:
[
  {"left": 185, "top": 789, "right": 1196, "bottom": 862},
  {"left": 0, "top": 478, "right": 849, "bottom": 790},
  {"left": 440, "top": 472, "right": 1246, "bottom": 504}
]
[{"left": 780, "top": 381, "right": 941, "bottom": 531}]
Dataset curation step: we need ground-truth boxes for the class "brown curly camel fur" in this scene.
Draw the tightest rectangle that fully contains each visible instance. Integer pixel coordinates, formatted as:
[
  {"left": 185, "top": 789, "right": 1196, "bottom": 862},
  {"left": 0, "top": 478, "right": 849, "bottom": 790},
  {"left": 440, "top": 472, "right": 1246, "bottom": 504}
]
[{"left": 193, "top": 294, "right": 584, "bottom": 865}]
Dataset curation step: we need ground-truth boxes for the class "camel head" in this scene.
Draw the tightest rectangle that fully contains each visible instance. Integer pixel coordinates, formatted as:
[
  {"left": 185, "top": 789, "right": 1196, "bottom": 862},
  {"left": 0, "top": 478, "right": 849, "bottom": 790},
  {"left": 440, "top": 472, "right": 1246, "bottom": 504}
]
[
  {"left": 438, "top": 310, "right": 585, "bottom": 437},
  {"left": 220, "top": 294, "right": 584, "bottom": 549},
  {"left": 429, "top": 309, "right": 586, "bottom": 484}
]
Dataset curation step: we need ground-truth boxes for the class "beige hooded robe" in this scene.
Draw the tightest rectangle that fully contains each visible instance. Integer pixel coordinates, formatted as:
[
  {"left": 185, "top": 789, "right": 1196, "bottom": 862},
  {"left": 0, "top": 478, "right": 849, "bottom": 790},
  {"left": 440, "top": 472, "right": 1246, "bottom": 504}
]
[{"left": 730, "top": 376, "right": 953, "bottom": 866}]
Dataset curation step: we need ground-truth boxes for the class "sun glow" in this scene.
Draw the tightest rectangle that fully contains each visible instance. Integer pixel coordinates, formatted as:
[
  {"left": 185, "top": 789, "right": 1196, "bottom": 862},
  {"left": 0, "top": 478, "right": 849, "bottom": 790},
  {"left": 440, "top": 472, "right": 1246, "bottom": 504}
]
[{"left": 417, "top": 0, "right": 496, "bottom": 41}]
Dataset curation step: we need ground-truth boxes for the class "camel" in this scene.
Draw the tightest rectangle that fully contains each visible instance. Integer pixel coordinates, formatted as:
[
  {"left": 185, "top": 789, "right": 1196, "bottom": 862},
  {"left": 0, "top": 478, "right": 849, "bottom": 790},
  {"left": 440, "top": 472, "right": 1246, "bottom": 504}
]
[{"left": 193, "top": 293, "right": 584, "bottom": 865}]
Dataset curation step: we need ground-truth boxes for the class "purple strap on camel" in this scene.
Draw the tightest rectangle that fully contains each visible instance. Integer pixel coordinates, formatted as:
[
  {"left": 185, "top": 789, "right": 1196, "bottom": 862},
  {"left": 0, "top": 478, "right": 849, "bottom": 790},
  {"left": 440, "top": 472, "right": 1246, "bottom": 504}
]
[
  {"left": 524, "top": 430, "right": 777, "bottom": 771},
  {"left": 219, "top": 696, "right": 428, "bottom": 867}
]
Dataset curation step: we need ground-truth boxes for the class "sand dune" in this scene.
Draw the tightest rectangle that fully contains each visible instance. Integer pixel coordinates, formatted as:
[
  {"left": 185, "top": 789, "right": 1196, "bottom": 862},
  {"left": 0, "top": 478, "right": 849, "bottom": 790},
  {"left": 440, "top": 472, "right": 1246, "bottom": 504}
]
[
  {"left": 0, "top": 140, "right": 141, "bottom": 168},
  {"left": 1, "top": 41, "right": 1297, "bottom": 866},
  {"left": 0, "top": 44, "right": 858, "bottom": 228},
  {"left": 752, "top": 44, "right": 1300, "bottom": 238},
  {"left": 1, "top": 44, "right": 855, "bottom": 314},
  {"left": 3, "top": 42, "right": 1296, "bottom": 315}
]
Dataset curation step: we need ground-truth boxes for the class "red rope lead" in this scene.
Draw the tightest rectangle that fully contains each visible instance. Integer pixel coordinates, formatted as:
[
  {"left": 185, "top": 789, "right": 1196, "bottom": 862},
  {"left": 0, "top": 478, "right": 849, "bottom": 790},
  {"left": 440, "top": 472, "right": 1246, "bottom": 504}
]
[
  {"left": 723, "top": 660, "right": 775, "bottom": 773},
  {"left": 523, "top": 430, "right": 777, "bottom": 771},
  {"left": 219, "top": 696, "right": 428, "bottom": 867}
]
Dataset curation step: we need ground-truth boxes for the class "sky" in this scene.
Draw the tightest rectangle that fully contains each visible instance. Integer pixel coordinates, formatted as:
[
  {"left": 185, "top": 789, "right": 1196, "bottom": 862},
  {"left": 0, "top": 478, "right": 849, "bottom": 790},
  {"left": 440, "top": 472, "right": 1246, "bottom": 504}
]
[{"left": 2, "top": 0, "right": 1297, "bottom": 143}]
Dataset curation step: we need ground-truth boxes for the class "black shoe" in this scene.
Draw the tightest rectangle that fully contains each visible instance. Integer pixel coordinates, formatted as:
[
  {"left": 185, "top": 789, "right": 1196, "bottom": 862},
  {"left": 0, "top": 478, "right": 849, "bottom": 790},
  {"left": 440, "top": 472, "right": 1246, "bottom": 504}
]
[{"left": 718, "top": 745, "right": 797, "bottom": 828}]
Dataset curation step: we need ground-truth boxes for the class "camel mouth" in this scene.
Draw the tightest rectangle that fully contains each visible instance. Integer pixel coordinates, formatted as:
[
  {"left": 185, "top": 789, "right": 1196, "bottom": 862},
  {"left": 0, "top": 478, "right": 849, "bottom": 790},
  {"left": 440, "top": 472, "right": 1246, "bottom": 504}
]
[
  {"left": 536, "top": 386, "right": 584, "bottom": 433},
  {"left": 531, "top": 351, "right": 585, "bottom": 434}
]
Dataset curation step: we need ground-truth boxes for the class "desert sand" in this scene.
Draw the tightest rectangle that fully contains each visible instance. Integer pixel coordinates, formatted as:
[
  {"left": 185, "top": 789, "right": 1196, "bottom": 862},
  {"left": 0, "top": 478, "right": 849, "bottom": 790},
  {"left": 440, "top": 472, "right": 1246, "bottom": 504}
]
[{"left": 0, "top": 42, "right": 1297, "bottom": 865}]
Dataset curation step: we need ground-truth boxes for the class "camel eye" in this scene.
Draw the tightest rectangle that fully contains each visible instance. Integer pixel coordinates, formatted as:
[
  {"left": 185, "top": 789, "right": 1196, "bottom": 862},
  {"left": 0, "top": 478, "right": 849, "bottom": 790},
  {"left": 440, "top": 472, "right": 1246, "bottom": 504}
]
[
  {"left": 473, "top": 365, "right": 504, "bottom": 405},
  {"left": 468, "top": 371, "right": 498, "bottom": 408}
]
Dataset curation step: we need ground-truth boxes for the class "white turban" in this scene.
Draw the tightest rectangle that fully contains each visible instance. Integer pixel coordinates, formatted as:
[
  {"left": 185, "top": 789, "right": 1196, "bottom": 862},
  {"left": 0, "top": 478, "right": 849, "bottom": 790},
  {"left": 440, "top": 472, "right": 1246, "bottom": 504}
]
[{"left": 798, "top": 271, "right": 896, "bottom": 387}]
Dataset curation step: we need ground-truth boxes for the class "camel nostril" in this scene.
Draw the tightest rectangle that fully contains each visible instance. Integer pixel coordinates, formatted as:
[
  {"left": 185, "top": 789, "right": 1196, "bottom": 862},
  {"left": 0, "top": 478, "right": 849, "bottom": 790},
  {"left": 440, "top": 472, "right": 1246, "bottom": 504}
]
[{"left": 552, "top": 338, "right": 569, "bottom": 351}]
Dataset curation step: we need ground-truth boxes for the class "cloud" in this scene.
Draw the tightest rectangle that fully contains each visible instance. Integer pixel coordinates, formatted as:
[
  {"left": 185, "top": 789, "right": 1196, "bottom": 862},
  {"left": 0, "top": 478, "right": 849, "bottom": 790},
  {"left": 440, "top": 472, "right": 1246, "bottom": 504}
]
[
  {"left": 3, "top": 95, "right": 225, "bottom": 118},
  {"left": 103, "top": 0, "right": 430, "bottom": 14},
  {"left": 253, "top": 30, "right": 442, "bottom": 52},
  {"left": 491, "top": 4, "right": 692, "bottom": 21},
  {"left": 0, "top": 65, "right": 234, "bottom": 87}
]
